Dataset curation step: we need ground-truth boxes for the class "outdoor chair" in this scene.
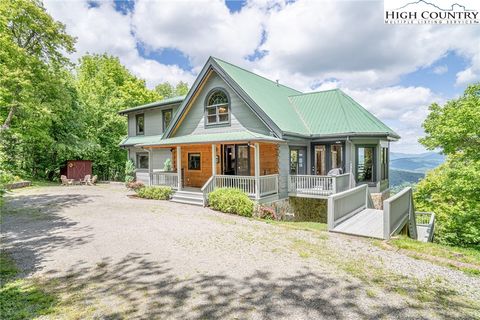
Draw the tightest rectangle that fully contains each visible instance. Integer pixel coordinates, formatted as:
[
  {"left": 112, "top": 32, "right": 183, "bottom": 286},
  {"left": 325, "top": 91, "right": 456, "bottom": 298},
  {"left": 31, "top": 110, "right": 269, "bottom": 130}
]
[
  {"left": 80, "top": 175, "right": 91, "bottom": 185},
  {"left": 88, "top": 175, "right": 97, "bottom": 186},
  {"left": 60, "top": 175, "right": 74, "bottom": 186}
]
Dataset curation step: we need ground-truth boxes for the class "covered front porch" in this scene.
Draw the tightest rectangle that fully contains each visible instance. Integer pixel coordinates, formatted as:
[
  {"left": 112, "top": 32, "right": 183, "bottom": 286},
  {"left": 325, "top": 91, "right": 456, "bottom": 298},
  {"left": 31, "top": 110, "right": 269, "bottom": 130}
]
[{"left": 142, "top": 131, "right": 284, "bottom": 204}]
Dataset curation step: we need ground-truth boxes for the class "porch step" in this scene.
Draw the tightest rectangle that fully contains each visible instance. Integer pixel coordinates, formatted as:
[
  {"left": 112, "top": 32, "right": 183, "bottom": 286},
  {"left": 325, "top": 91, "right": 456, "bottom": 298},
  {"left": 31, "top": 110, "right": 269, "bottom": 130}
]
[{"left": 171, "top": 191, "right": 204, "bottom": 206}]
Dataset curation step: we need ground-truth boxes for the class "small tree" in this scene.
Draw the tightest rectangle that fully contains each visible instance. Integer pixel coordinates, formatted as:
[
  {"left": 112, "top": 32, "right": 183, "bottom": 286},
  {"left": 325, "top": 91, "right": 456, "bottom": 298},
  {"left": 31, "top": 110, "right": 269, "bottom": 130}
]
[
  {"left": 163, "top": 158, "right": 172, "bottom": 171},
  {"left": 125, "top": 160, "right": 135, "bottom": 183}
]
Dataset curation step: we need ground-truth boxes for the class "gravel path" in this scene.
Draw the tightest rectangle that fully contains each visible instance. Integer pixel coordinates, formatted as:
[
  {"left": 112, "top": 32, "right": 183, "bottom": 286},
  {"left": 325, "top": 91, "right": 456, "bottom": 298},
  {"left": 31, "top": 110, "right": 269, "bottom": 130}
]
[{"left": 1, "top": 184, "right": 479, "bottom": 319}]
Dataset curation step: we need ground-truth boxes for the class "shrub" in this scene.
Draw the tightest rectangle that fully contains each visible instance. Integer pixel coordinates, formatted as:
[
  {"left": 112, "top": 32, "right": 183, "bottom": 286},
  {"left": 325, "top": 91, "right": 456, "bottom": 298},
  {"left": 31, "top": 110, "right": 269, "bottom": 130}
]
[
  {"left": 124, "top": 160, "right": 135, "bottom": 184},
  {"left": 257, "top": 205, "right": 277, "bottom": 220},
  {"left": 163, "top": 158, "right": 172, "bottom": 171},
  {"left": 208, "top": 188, "right": 254, "bottom": 217},
  {"left": 126, "top": 181, "right": 144, "bottom": 191},
  {"left": 136, "top": 186, "right": 173, "bottom": 200}
]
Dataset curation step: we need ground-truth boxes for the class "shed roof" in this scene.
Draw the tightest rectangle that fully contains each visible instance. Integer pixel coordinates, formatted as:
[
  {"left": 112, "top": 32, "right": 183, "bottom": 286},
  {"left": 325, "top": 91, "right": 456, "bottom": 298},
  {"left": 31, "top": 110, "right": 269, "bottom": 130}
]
[
  {"left": 118, "top": 95, "right": 185, "bottom": 115},
  {"left": 119, "top": 134, "right": 163, "bottom": 147}
]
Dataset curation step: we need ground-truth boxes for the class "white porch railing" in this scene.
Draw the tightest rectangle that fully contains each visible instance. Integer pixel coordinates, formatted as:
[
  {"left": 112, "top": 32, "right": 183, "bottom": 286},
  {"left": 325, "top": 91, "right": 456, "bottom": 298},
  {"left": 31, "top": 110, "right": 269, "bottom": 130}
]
[
  {"left": 215, "top": 175, "right": 256, "bottom": 197},
  {"left": 259, "top": 174, "right": 279, "bottom": 197},
  {"left": 150, "top": 171, "right": 178, "bottom": 188},
  {"left": 288, "top": 173, "right": 351, "bottom": 197},
  {"left": 201, "top": 174, "right": 280, "bottom": 204},
  {"left": 201, "top": 176, "right": 216, "bottom": 206}
]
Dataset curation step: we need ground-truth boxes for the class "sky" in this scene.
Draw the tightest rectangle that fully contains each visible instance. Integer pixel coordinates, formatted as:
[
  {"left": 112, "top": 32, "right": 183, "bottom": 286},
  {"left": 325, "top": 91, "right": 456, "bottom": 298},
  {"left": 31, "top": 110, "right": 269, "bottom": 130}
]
[{"left": 43, "top": 0, "right": 480, "bottom": 154}]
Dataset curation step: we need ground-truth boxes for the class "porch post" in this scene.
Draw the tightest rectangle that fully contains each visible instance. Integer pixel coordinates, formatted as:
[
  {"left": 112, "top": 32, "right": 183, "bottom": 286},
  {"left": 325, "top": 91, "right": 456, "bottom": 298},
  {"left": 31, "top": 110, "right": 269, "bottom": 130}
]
[
  {"left": 176, "top": 146, "right": 182, "bottom": 190},
  {"left": 211, "top": 144, "right": 216, "bottom": 176},
  {"left": 254, "top": 143, "right": 260, "bottom": 200},
  {"left": 148, "top": 148, "right": 153, "bottom": 186}
]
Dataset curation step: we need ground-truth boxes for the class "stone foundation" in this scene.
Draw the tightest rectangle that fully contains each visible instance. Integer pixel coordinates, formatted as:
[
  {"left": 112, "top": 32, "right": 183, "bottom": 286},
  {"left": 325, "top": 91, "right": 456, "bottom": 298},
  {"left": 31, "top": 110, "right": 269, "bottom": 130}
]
[
  {"left": 254, "top": 196, "right": 328, "bottom": 223},
  {"left": 370, "top": 189, "right": 390, "bottom": 210}
]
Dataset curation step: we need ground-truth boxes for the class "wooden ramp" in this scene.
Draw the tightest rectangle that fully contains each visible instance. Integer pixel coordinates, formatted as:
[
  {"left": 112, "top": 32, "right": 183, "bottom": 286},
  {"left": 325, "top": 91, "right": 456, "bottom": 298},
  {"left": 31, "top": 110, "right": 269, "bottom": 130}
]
[
  {"left": 331, "top": 208, "right": 384, "bottom": 239},
  {"left": 328, "top": 185, "right": 435, "bottom": 241}
]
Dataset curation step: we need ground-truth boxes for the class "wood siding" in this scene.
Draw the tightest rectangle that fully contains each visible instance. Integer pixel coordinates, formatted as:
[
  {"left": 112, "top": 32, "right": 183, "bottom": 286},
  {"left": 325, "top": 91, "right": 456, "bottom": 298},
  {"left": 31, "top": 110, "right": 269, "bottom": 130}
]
[{"left": 173, "top": 72, "right": 270, "bottom": 137}]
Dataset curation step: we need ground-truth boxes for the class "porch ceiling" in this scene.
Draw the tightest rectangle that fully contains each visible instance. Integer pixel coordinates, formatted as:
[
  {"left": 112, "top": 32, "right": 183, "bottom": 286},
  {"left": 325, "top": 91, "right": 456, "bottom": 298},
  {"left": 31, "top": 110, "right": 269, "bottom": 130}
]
[{"left": 137, "top": 130, "right": 284, "bottom": 147}]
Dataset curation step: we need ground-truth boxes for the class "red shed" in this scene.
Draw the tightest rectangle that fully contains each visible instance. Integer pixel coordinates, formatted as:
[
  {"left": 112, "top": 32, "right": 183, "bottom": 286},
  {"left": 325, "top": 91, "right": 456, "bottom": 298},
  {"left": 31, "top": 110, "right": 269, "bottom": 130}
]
[{"left": 60, "top": 160, "right": 93, "bottom": 180}]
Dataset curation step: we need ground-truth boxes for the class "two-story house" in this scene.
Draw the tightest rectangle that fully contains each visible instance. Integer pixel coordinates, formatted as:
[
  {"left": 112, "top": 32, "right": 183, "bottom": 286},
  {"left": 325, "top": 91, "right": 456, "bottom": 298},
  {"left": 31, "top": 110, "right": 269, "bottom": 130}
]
[{"left": 119, "top": 57, "right": 398, "bottom": 207}]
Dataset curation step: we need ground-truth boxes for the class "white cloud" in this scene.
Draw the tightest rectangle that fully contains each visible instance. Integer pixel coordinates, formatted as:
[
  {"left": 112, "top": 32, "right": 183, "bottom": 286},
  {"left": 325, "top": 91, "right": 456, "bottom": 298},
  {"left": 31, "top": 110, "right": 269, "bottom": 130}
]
[
  {"left": 255, "top": 0, "right": 480, "bottom": 90},
  {"left": 344, "top": 86, "right": 444, "bottom": 153},
  {"left": 43, "top": 0, "right": 195, "bottom": 88},
  {"left": 432, "top": 65, "right": 448, "bottom": 75},
  {"left": 132, "top": 0, "right": 266, "bottom": 71}
]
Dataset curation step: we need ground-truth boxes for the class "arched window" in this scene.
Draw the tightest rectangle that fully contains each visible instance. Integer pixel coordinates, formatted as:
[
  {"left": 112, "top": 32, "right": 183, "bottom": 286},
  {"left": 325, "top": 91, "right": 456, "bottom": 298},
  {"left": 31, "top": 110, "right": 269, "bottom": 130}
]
[{"left": 205, "top": 89, "right": 229, "bottom": 125}]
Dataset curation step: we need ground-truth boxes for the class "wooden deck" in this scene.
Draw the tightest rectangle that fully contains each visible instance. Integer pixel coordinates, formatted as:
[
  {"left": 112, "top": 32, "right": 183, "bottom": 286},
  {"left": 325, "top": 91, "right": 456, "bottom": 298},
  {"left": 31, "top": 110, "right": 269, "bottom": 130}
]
[{"left": 331, "top": 209, "right": 384, "bottom": 239}]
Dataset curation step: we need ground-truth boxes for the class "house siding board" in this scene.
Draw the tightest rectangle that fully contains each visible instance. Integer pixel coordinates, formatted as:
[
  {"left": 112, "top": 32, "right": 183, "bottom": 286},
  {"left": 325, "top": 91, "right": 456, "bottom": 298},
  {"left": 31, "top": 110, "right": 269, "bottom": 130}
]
[
  {"left": 152, "top": 149, "right": 171, "bottom": 170},
  {"left": 145, "top": 108, "right": 163, "bottom": 136},
  {"left": 128, "top": 114, "right": 136, "bottom": 136},
  {"left": 174, "top": 72, "right": 270, "bottom": 137}
]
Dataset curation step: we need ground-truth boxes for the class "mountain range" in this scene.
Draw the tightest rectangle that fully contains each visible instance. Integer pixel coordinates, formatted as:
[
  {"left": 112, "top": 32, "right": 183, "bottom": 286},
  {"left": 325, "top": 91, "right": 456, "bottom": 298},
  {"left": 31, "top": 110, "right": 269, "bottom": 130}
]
[{"left": 389, "top": 152, "right": 445, "bottom": 188}]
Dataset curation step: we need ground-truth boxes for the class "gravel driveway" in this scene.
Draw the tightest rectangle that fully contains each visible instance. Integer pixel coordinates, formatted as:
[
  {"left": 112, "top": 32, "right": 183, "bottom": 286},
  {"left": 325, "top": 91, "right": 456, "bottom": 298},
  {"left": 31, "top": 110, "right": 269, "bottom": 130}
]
[{"left": 1, "top": 184, "right": 479, "bottom": 319}]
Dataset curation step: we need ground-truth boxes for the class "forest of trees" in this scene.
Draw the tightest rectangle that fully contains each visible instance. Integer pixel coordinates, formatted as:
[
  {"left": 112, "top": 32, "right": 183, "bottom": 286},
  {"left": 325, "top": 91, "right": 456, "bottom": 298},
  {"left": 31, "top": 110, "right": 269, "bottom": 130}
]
[
  {"left": 415, "top": 83, "right": 480, "bottom": 248},
  {"left": 0, "top": 0, "right": 188, "bottom": 182}
]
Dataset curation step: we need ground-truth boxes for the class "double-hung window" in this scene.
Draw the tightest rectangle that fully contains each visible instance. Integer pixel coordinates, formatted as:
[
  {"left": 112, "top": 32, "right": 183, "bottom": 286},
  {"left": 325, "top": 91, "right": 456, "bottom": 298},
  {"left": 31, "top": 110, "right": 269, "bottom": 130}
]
[
  {"left": 136, "top": 152, "right": 149, "bottom": 169},
  {"left": 136, "top": 114, "right": 144, "bottom": 135},
  {"left": 205, "top": 90, "right": 229, "bottom": 125}
]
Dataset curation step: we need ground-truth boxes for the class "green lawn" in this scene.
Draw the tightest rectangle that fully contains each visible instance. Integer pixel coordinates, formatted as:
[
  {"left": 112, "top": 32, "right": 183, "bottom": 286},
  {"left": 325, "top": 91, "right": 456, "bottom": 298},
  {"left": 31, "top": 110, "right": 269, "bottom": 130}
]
[
  {"left": 387, "top": 236, "right": 480, "bottom": 276},
  {"left": 263, "top": 220, "right": 328, "bottom": 233},
  {"left": 0, "top": 252, "right": 57, "bottom": 320}
]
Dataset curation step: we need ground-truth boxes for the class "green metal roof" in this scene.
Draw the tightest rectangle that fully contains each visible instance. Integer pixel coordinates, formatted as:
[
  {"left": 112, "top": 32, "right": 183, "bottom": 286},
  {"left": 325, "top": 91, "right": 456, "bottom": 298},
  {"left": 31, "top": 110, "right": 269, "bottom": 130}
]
[
  {"left": 139, "top": 130, "right": 284, "bottom": 147},
  {"left": 212, "top": 58, "right": 397, "bottom": 139},
  {"left": 118, "top": 95, "right": 185, "bottom": 115},
  {"left": 119, "top": 134, "right": 163, "bottom": 147},
  {"left": 213, "top": 58, "right": 310, "bottom": 135},
  {"left": 289, "top": 89, "right": 400, "bottom": 138}
]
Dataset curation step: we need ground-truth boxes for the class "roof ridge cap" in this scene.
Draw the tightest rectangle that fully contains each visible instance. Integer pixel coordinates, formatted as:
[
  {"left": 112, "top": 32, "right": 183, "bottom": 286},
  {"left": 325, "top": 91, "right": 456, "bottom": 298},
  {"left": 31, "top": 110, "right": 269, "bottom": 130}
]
[
  {"left": 334, "top": 90, "right": 352, "bottom": 131},
  {"left": 287, "top": 96, "right": 312, "bottom": 134},
  {"left": 288, "top": 88, "right": 340, "bottom": 98},
  {"left": 212, "top": 57, "right": 302, "bottom": 93}
]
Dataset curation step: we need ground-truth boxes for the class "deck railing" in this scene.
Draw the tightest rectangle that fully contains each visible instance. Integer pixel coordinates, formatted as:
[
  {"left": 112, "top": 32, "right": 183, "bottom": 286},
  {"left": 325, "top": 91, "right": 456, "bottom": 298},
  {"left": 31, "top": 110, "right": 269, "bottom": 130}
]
[
  {"left": 259, "top": 174, "right": 279, "bottom": 197},
  {"left": 288, "top": 175, "right": 334, "bottom": 196},
  {"left": 288, "top": 173, "right": 351, "bottom": 196},
  {"left": 327, "top": 184, "right": 368, "bottom": 230},
  {"left": 383, "top": 187, "right": 416, "bottom": 240},
  {"left": 150, "top": 171, "right": 178, "bottom": 188}
]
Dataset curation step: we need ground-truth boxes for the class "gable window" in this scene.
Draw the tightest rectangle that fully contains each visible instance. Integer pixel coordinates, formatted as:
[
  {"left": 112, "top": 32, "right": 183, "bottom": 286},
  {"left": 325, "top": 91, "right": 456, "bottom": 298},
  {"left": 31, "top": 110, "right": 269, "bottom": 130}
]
[
  {"left": 136, "top": 114, "right": 144, "bottom": 135},
  {"left": 136, "top": 152, "right": 149, "bottom": 169},
  {"left": 188, "top": 153, "right": 201, "bottom": 170},
  {"left": 205, "top": 89, "right": 229, "bottom": 125},
  {"left": 163, "top": 109, "right": 173, "bottom": 132}
]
